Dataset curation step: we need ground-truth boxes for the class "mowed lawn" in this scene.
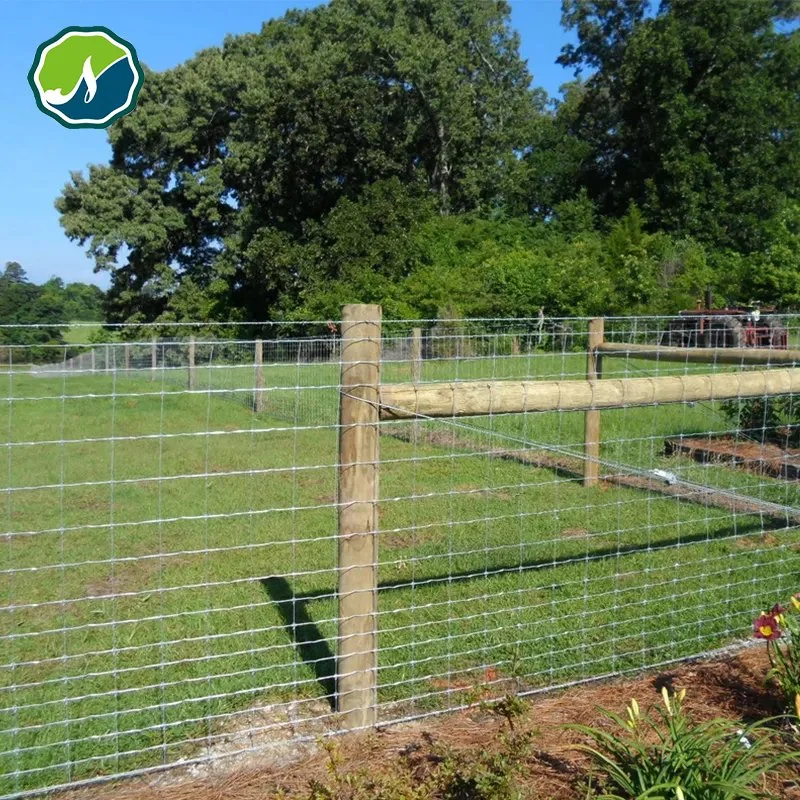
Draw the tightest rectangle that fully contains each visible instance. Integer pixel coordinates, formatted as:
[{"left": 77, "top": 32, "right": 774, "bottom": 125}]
[{"left": 2, "top": 353, "right": 800, "bottom": 795}]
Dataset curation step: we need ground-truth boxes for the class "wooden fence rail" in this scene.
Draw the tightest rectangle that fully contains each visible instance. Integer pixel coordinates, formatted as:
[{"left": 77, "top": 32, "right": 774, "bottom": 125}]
[
  {"left": 378, "top": 368, "right": 800, "bottom": 419},
  {"left": 599, "top": 341, "right": 800, "bottom": 365}
]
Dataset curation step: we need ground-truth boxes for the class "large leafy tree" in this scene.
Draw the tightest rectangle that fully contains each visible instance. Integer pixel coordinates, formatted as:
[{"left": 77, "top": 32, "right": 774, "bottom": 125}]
[
  {"left": 57, "top": 0, "right": 537, "bottom": 323},
  {"left": 560, "top": 0, "right": 800, "bottom": 252}
]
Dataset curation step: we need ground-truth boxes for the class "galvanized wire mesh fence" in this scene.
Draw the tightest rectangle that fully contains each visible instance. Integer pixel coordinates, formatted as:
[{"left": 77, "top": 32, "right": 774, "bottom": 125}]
[{"left": 2, "top": 313, "right": 800, "bottom": 797}]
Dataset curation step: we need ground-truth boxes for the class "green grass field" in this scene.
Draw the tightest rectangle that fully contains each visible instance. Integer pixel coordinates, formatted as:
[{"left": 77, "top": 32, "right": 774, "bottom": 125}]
[
  {"left": 2, "top": 350, "right": 800, "bottom": 795},
  {"left": 61, "top": 323, "right": 106, "bottom": 346}
]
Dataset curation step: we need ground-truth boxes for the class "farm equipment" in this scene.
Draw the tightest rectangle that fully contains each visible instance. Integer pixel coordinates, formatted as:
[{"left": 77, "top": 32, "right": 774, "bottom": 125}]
[{"left": 659, "top": 293, "right": 788, "bottom": 349}]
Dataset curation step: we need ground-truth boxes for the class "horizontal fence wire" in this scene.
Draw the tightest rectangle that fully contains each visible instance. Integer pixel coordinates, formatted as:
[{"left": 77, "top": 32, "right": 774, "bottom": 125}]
[{"left": 2, "top": 313, "right": 800, "bottom": 796}]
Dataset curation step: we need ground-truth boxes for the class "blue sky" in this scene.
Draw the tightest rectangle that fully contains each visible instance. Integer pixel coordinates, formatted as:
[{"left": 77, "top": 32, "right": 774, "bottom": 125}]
[{"left": 0, "top": 0, "right": 575, "bottom": 288}]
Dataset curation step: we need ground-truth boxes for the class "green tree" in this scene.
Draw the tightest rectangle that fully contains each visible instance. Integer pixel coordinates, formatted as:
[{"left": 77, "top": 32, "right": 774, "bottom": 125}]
[
  {"left": 0, "top": 263, "right": 40, "bottom": 325},
  {"left": 57, "top": 0, "right": 537, "bottom": 323},
  {"left": 737, "top": 203, "right": 800, "bottom": 308},
  {"left": 63, "top": 282, "right": 105, "bottom": 321},
  {"left": 290, "top": 178, "right": 435, "bottom": 320},
  {"left": 0, "top": 263, "right": 67, "bottom": 358},
  {"left": 503, "top": 83, "right": 591, "bottom": 221},
  {"left": 560, "top": 0, "right": 800, "bottom": 252},
  {"left": 0, "top": 268, "right": 104, "bottom": 322}
]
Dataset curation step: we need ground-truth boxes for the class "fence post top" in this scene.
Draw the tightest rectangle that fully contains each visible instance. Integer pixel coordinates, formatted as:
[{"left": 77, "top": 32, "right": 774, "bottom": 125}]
[{"left": 342, "top": 304, "right": 382, "bottom": 321}]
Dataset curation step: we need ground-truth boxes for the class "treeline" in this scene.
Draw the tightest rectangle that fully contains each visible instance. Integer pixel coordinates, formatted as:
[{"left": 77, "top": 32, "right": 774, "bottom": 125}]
[
  {"left": 0, "top": 261, "right": 104, "bottom": 354},
  {"left": 56, "top": 0, "right": 800, "bottom": 324}
]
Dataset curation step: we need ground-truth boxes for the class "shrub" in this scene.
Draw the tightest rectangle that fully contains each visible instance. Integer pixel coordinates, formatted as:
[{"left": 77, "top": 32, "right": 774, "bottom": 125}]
[
  {"left": 570, "top": 687, "right": 796, "bottom": 800},
  {"left": 305, "top": 693, "right": 534, "bottom": 800},
  {"left": 721, "top": 396, "right": 800, "bottom": 448}
]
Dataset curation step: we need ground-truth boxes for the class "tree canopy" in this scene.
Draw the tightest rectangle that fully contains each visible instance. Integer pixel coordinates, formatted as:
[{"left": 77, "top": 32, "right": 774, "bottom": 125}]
[
  {"left": 560, "top": 0, "right": 800, "bottom": 252},
  {"left": 55, "top": 0, "right": 800, "bottom": 324}
]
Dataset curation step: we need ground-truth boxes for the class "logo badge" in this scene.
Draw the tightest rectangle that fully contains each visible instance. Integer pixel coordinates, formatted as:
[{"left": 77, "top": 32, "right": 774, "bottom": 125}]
[{"left": 28, "top": 26, "right": 144, "bottom": 129}]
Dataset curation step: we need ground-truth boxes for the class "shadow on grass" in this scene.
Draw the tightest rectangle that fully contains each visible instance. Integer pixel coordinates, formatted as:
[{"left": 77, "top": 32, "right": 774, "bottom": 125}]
[
  {"left": 260, "top": 576, "right": 337, "bottom": 707},
  {"left": 375, "top": 517, "right": 783, "bottom": 593},
  {"left": 268, "top": 516, "right": 782, "bottom": 610},
  {"left": 261, "top": 519, "right": 788, "bottom": 717}
]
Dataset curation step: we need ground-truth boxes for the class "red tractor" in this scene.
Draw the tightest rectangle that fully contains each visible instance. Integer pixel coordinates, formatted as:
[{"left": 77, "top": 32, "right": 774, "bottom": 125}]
[
  {"left": 660, "top": 307, "right": 788, "bottom": 349},
  {"left": 659, "top": 293, "right": 788, "bottom": 350}
]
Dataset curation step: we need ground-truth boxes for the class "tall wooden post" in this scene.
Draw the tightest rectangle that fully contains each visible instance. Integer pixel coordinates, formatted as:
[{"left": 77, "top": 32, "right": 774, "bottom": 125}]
[
  {"left": 151, "top": 337, "right": 158, "bottom": 381},
  {"left": 584, "top": 318, "right": 604, "bottom": 487},
  {"left": 337, "top": 303, "right": 381, "bottom": 729},
  {"left": 254, "top": 339, "right": 265, "bottom": 413},
  {"left": 188, "top": 336, "right": 196, "bottom": 391}
]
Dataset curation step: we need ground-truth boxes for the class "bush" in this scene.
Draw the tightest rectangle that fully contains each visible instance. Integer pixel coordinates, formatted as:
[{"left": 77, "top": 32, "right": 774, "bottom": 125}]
[
  {"left": 570, "top": 687, "right": 797, "bottom": 800},
  {"left": 721, "top": 396, "right": 800, "bottom": 448},
  {"left": 304, "top": 694, "right": 534, "bottom": 800}
]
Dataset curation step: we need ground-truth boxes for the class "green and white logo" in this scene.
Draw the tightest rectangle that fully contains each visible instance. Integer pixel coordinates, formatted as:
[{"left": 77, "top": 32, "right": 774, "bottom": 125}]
[{"left": 28, "top": 26, "right": 144, "bottom": 129}]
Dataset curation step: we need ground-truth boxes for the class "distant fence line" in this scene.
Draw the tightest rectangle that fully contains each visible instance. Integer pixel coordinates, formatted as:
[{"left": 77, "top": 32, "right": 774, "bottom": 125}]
[
  {"left": 25, "top": 315, "right": 800, "bottom": 428},
  {"left": 26, "top": 318, "right": 612, "bottom": 377},
  {"left": 26, "top": 325, "right": 591, "bottom": 426}
]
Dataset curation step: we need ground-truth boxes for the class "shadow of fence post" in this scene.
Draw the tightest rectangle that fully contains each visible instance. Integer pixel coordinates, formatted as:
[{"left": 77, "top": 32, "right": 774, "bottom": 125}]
[{"left": 260, "top": 577, "right": 336, "bottom": 704}]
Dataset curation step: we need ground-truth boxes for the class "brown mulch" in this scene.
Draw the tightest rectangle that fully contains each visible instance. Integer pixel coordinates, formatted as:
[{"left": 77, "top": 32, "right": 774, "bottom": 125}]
[
  {"left": 65, "top": 647, "right": 800, "bottom": 800},
  {"left": 387, "top": 427, "right": 800, "bottom": 525},
  {"left": 665, "top": 435, "right": 800, "bottom": 482}
]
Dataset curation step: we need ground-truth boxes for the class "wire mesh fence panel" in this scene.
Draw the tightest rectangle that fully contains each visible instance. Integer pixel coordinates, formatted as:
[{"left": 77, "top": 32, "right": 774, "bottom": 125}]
[
  {"left": 375, "top": 313, "right": 800, "bottom": 722},
  {"left": 2, "top": 324, "right": 343, "bottom": 797},
  {"left": 2, "top": 314, "right": 800, "bottom": 797}
]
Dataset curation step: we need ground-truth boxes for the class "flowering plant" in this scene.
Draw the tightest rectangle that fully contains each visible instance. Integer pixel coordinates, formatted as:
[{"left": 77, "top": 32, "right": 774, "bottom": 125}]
[
  {"left": 569, "top": 687, "right": 795, "bottom": 800},
  {"left": 753, "top": 593, "right": 800, "bottom": 716}
]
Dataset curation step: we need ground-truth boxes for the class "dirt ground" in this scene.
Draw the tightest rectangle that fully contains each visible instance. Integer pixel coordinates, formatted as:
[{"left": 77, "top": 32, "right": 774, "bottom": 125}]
[
  {"left": 67, "top": 647, "right": 800, "bottom": 800},
  {"left": 665, "top": 435, "right": 800, "bottom": 482},
  {"left": 389, "top": 427, "right": 800, "bottom": 525}
]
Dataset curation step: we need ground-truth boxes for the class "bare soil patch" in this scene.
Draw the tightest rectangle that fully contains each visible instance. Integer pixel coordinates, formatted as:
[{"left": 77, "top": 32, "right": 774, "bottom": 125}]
[
  {"left": 382, "top": 529, "right": 437, "bottom": 549},
  {"left": 666, "top": 435, "right": 800, "bottom": 481},
  {"left": 387, "top": 427, "right": 800, "bottom": 525},
  {"left": 560, "top": 527, "right": 590, "bottom": 538}
]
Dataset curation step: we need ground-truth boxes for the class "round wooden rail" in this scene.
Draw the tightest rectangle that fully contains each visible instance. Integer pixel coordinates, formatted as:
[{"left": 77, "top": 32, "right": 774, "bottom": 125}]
[
  {"left": 598, "top": 342, "right": 800, "bottom": 365},
  {"left": 379, "top": 367, "right": 800, "bottom": 419}
]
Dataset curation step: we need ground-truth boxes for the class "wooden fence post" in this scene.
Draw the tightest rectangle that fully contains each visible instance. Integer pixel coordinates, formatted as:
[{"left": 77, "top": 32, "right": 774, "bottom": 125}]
[
  {"left": 151, "top": 337, "right": 158, "bottom": 381},
  {"left": 337, "top": 303, "right": 381, "bottom": 729},
  {"left": 254, "top": 338, "right": 265, "bottom": 413},
  {"left": 188, "top": 336, "right": 196, "bottom": 391},
  {"left": 584, "top": 318, "right": 604, "bottom": 487}
]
